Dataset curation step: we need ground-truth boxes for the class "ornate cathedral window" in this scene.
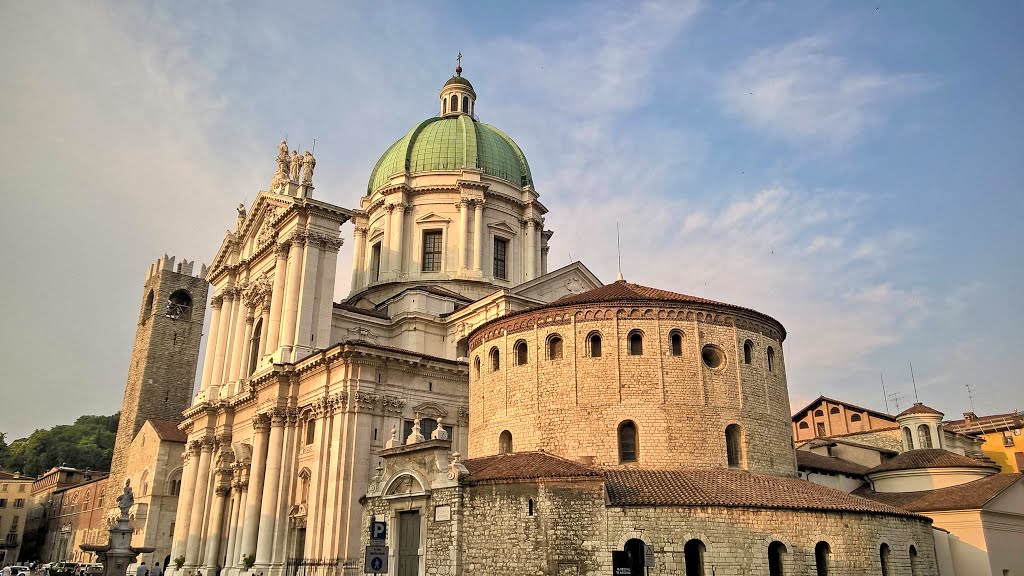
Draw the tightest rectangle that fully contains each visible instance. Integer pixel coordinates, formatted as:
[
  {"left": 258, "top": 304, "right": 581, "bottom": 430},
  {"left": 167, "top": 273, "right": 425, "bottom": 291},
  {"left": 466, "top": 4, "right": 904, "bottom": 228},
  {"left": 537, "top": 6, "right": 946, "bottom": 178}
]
[
  {"left": 422, "top": 230, "right": 443, "bottom": 272},
  {"left": 493, "top": 237, "right": 508, "bottom": 279}
]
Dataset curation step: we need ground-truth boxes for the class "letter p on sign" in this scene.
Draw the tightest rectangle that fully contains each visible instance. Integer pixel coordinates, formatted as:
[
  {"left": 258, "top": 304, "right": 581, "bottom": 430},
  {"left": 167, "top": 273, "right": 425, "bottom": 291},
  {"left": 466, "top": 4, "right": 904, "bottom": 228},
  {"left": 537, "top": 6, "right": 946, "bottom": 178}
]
[{"left": 370, "top": 520, "right": 387, "bottom": 542}]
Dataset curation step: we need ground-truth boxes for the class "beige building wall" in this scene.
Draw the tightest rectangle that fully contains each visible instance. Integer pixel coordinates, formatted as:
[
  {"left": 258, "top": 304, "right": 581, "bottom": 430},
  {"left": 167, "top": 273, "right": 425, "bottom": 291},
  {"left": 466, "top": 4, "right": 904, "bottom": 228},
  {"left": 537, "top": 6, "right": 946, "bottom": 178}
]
[{"left": 0, "top": 475, "right": 33, "bottom": 566}]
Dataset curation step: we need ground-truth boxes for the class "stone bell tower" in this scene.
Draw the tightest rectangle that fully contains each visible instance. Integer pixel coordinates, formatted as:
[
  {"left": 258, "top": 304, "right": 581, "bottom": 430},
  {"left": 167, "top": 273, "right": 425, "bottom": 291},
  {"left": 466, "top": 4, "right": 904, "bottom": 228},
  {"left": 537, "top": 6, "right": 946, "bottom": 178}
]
[{"left": 107, "top": 255, "right": 209, "bottom": 502}]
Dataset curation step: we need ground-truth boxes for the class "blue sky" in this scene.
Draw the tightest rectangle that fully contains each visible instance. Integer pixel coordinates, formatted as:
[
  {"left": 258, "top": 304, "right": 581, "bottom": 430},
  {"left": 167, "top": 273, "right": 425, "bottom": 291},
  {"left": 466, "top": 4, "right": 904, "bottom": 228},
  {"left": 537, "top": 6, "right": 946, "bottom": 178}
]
[{"left": 0, "top": 1, "right": 1021, "bottom": 440}]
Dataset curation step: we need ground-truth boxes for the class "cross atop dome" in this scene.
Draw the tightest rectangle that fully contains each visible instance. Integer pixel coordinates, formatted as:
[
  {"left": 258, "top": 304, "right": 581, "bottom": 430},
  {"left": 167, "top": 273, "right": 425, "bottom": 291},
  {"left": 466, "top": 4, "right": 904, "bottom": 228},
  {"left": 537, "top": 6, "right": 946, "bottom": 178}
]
[{"left": 440, "top": 55, "right": 476, "bottom": 117}]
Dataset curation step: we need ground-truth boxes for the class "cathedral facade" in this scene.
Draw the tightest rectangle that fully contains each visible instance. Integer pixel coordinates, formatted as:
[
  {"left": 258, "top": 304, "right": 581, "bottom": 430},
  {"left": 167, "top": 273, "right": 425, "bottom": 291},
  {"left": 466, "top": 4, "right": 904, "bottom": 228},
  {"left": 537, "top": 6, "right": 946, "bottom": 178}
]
[{"left": 166, "top": 67, "right": 938, "bottom": 576}]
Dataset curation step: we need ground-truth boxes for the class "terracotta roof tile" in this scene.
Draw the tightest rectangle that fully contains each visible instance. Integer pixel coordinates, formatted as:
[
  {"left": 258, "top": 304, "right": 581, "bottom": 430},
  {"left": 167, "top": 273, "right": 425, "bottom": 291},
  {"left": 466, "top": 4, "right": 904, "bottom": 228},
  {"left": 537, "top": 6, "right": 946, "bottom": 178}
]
[
  {"left": 896, "top": 403, "right": 944, "bottom": 418},
  {"left": 853, "top": 473, "right": 1022, "bottom": 512},
  {"left": 463, "top": 452, "right": 601, "bottom": 483},
  {"left": 603, "top": 468, "right": 922, "bottom": 518},
  {"left": 944, "top": 412, "right": 1022, "bottom": 435},
  {"left": 866, "top": 449, "right": 1000, "bottom": 474},
  {"left": 147, "top": 419, "right": 187, "bottom": 443},
  {"left": 795, "top": 451, "right": 870, "bottom": 476}
]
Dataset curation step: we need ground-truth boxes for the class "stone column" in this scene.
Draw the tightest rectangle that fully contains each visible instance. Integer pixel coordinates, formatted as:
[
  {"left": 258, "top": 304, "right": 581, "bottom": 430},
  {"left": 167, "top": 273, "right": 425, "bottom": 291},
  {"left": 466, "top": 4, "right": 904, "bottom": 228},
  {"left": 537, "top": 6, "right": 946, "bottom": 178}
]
[
  {"left": 541, "top": 244, "right": 549, "bottom": 276},
  {"left": 279, "top": 233, "right": 306, "bottom": 360},
  {"left": 535, "top": 221, "right": 543, "bottom": 278},
  {"left": 257, "top": 304, "right": 271, "bottom": 359},
  {"left": 225, "top": 475, "right": 247, "bottom": 568},
  {"left": 525, "top": 219, "right": 537, "bottom": 281},
  {"left": 184, "top": 438, "right": 215, "bottom": 567},
  {"left": 316, "top": 238, "right": 342, "bottom": 348},
  {"left": 198, "top": 296, "right": 223, "bottom": 392},
  {"left": 204, "top": 482, "right": 231, "bottom": 571},
  {"left": 293, "top": 235, "right": 322, "bottom": 358},
  {"left": 170, "top": 443, "right": 201, "bottom": 561},
  {"left": 239, "top": 415, "right": 270, "bottom": 562},
  {"left": 381, "top": 205, "right": 392, "bottom": 278},
  {"left": 458, "top": 201, "right": 469, "bottom": 270},
  {"left": 254, "top": 410, "right": 287, "bottom": 567},
  {"left": 228, "top": 303, "right": 254, "bottom": 383},
  {"left": 210, "top": 290, "right": 236, "bottom": 389},
  {"left": 473, "top": 201, "right": 483, "bottom": 272},
  {"left": 350, "top": 226, "right": 367, "bottom": 292},
  {"left": 265, "top": 243, "right": 289, "bottom": 354}
]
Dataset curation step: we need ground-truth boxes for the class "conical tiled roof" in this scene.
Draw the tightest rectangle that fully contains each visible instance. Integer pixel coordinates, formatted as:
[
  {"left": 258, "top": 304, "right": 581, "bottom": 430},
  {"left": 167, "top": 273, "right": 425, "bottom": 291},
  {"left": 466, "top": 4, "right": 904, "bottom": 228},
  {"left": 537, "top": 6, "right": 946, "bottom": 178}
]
[{"left": 896, "top": 403, "right": 944, "bottom": 418}]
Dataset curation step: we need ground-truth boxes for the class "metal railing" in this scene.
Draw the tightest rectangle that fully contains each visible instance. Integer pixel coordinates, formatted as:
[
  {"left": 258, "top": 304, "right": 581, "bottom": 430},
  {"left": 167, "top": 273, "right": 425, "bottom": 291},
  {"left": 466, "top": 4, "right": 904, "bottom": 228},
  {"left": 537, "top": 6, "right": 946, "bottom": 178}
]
[{"left": 284, "top": 558, "right": 343, "bottom": 576}]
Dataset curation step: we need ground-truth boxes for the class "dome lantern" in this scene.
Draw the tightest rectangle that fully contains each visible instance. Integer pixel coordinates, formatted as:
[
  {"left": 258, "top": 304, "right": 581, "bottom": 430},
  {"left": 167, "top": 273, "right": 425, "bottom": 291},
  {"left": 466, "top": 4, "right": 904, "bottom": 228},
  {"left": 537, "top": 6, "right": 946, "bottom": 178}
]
[{"left": 440, "top": 52, "right": 476, "bottom": 118}]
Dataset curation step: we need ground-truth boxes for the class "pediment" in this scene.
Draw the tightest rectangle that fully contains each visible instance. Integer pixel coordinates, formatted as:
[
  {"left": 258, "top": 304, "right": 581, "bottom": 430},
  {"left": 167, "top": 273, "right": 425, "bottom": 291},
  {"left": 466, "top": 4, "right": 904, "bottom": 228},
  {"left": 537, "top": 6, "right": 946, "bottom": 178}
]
[
  {"left": 512, "top": 261, "right": 603, "bottom": 304},
  {"left": 385, "top": 473, "right": 426, "bottom": 497},
  {"left": 415, "top": 212, "right": 451, "bottom": 224},
  {"left": 411, "top": 401, "right": 449, "bottom": 418},
  {"left": 487, "top": 221, "right": 518, "bottom": 236}
]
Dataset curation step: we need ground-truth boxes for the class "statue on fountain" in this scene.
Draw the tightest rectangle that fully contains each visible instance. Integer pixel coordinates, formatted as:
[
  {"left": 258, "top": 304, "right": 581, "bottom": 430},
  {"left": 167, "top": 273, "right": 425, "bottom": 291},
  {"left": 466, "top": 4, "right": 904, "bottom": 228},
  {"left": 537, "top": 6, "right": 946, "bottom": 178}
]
[{"left": 116, "top": 479, "right": 134, "bottom": 518}]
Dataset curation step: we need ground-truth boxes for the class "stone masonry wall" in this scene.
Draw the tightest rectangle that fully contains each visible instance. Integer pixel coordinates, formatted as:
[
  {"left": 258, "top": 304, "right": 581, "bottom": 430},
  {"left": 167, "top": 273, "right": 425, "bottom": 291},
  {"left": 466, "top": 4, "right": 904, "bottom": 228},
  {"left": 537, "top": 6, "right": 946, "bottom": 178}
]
[{"left": 469, "top": 304, "right": 795, "bottom": 475}]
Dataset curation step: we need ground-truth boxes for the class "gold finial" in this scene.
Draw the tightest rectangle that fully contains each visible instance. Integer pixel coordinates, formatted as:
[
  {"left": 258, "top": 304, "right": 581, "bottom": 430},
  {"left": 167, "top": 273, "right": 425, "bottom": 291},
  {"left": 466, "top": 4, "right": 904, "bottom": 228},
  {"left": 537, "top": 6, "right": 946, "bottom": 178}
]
[{"left": 456, "top": 51, "right": 463, "bottom": 76}]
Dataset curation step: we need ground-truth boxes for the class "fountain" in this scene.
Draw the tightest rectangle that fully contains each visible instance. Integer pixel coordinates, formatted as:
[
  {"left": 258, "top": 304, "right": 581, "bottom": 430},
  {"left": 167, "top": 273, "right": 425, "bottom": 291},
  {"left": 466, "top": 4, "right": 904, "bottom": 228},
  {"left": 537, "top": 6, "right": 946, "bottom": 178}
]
[{"left": 80, "top": 480, "right": 156, "bottom": 576}]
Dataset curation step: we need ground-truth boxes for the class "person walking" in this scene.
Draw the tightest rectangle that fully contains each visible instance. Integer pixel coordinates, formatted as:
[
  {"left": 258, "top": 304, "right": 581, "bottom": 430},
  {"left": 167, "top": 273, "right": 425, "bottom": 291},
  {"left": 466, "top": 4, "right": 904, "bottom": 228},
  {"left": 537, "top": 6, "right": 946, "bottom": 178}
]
[
  {"left": 150, "top": 564, "right": 162, "bottom": 576},
  {"left": 135, "top": 563, "right": 148, "bottom": 576}
]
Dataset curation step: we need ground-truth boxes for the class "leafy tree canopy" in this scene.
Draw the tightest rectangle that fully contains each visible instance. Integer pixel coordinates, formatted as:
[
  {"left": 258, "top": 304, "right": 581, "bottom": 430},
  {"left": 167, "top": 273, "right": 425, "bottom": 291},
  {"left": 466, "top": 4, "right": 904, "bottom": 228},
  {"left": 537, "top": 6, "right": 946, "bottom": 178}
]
[{"left": 0, "top": 413, "right": 119, "bottom": 477}]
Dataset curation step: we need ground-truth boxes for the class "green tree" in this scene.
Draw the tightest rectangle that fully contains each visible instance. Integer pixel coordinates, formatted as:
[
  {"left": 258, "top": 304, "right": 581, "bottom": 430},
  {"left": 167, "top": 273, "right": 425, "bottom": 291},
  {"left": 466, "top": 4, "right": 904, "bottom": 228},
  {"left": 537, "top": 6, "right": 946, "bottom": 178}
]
[{"left": 0, "top": 413, "right": 119, "bottom": 476}]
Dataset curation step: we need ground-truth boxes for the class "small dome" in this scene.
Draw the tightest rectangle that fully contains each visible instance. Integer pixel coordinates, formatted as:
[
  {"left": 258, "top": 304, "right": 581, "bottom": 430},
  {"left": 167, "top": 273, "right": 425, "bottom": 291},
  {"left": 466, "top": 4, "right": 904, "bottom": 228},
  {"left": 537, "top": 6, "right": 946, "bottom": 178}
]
[
  {"left": 367, "top": 115, "right": 533, "bottom": 194},
  {"left": 896, "top": 403, "right": 944, "bottom": 418},
  {"left": 444, "top": 75, "right": 474, "bottom": 90}
]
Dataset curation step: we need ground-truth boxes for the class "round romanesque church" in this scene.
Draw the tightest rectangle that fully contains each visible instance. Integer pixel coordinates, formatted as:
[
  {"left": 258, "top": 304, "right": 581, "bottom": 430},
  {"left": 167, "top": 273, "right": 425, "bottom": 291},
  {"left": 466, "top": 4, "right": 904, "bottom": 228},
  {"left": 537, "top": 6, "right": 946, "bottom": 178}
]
[{"left": 161, "top": 65, "right": 939, "bottom": 576}]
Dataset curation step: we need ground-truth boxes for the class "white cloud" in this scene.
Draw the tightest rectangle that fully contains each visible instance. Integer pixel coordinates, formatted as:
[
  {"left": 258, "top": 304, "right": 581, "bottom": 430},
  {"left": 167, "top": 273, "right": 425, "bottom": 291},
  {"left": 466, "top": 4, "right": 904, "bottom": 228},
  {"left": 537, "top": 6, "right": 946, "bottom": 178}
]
[{"left": 719, "top": 36, "right": 929, "bottom": 148}]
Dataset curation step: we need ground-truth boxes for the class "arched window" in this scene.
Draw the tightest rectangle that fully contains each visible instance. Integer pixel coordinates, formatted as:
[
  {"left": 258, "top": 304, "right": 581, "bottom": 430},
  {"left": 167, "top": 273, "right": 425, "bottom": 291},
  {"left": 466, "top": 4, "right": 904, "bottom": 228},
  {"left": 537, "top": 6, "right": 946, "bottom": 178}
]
[
  {"left": 684, "top": 539, "right": 706, "bottom": 576},
  {"left": 499, "top": 430, "right": 512, "bottom": 454},
  {"left": 305, "top": 417, "right": 315, "bottom": 445},
  {"left": 443, "top": 99, "right": 447, "bottom": 114},
  {"left": 670, "top": 331, "right": 684, "bottom": 356},
  {"left": 767, "top": 346, "right": 775, "bottom": 372},
  {"left": 850, "top": 414, "right": 862, "bottom": 422},
  {"left": 618, "top": 421, "right": 638, "bottom": 463},
  {"left": 815, "top": 541, "right": 830, "bottom": 576},
  {"left": 547, "top": 334, "right": 563, "bottom": 360},
  {"left": 917, "top": 424, "right": 933, "bottom": 449},
  {"left": 743, "top": 340, "right": 753, "bottom": 364},
  {"left": 903, "top": 426, "right": 914, "bottom": 449},
  {"left": 829, "top": 406, "right": 840, "bottom": 414},
  {"left": 628, "top": 330, "right": 643, "bottom": 355},
  {"left": 768, "top": 541, "right": 787, "bottom": 576},
  {"left": 814, "top": 409, "right": 824, "bottom": 417},
  {"left": 514, "top": 340, "right": 528, "bottom": 366},
  {"left": 166, "top": 289, "right": 193, "bottom": 320},
  {"left": 142, "top": 290, "right": 154, "bottom": 321},
  {"left": 798, "top": 421, "right": 809, "bottom": 429},
  {"left": 490, "top": 346, "right": 500, "bottom": 371},
  {"left": 623, "top": 539, "right": 646, "bottom": 575},
  {"left": 248, "top": 318, "right": 263, "bottom": 376},
  {"left": 909, "top": 545, "right": 920, "bottom": 576},
  {"left": 474, "top": 356, "right": 481, "bottom": 377},
  {"left": 140, "top": 470, "right": 149, "bottom": 497},
  {"left": 879, "top": 543, "right": 891, "bottom": 576},
  {"left": 588, "top": 332, "right": 602, "bottom": 357},
  {"left": 726, "top": 424, "right": 743, "bottom": 468},
  {"left": 451, "top": 94, "right": 458, "bottom": 112},
  {"left": 370, "top": 241, "right": 382, "bottom": 281},
  {"left": 462, "top": 96, "right": 469, "bottom": 115}
]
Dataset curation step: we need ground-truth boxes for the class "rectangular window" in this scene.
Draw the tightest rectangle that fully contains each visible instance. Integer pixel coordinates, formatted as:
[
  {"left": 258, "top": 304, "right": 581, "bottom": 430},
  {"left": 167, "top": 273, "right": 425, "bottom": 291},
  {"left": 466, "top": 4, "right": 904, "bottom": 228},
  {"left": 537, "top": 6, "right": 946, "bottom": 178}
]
[
  {"left": 18, "top": 485, "right": 25, "bottom": 493},
  {"left": 370, "top": 242, "right": 382, "bottom": 281},
  {"left": 0, "top": 499, "right": 6, "bottom": 508},
  {"left": 9, "top": 516, "right": 17, "bottom": 530},
  {"left": 1, "top": 484, "right": 7, "bottom": 492},
  {"left": 403, "top": 419, "right": 454, "bottom": 442},
  {"left": 422, "top": 230, "right": 443, "bottom": 272},
  {"left": 14, "top": 499, "right": 24, "bottom": 508},
  {"left": 493, "top": 237, "right": 508, "bottom": 279}
]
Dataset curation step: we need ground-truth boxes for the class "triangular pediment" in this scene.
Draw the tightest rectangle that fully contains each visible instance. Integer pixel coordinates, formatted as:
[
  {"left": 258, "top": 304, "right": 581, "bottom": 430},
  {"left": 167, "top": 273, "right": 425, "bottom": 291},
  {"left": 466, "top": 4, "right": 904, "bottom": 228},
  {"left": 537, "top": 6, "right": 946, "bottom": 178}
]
[
  {"left": 415, "top": 212, "right": 451, "bottom": 224},
  {"left": 411, "top": 401, "right": 449, "bottom": 418},
  {"left": 511, "top": 261, "right": 603, "bottom": 304},
  {"left": 487, "top": 221, "right": 518, "bottom": 236}
]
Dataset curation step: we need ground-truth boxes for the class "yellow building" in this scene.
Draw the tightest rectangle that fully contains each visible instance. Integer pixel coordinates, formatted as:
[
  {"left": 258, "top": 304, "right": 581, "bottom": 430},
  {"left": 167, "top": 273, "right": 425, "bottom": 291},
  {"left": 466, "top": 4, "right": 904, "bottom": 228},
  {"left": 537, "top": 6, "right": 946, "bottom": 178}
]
[
  {"left": 0, "top": 471, "right": 34, "bottom": 567},
  {"left": 944, "top": 411, "right": 1023, "bottom": 473}
]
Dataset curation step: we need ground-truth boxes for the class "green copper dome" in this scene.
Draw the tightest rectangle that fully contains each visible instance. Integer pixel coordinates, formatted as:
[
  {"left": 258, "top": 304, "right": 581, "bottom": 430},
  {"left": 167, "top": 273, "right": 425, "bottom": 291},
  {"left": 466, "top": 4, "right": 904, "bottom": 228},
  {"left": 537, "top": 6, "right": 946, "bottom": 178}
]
[{"left": 366, "top": 115, "right": 533, "bottom": 194}]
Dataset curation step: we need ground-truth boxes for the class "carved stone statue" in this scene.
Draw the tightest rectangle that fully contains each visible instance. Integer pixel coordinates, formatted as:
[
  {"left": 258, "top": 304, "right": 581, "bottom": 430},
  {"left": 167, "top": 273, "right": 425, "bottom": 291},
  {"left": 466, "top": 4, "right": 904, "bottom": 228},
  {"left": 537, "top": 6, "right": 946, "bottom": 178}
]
[
  {"left": 115, "top": 479, "right": 134, "bottom": 517},
  {"left": 272, "top": 140, "right": 289, "bottom": 189},
  {"left": 289, "top": 150, "right": 302, "bottom": 182},
  {"left": 301, "top": 150, "right": 316, "bottom": 185}
]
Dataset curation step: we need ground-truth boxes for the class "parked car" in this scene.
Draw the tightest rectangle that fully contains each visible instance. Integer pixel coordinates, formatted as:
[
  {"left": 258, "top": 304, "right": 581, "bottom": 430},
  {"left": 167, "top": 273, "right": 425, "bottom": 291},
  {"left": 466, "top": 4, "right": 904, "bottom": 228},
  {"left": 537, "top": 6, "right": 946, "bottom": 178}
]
[
  {"left": 83, "top": 565, "right": 103, "bottom": 576},
  {"left": 3, "top": 566, "right": 31, "bottom": 576}
]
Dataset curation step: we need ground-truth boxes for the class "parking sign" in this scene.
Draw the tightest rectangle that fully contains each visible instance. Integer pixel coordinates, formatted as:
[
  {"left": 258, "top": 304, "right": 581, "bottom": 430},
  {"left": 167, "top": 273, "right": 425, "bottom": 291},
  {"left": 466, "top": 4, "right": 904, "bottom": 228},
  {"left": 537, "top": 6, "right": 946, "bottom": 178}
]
[{"left": 369, "top": 520, "right": 387, "bottom": 541}]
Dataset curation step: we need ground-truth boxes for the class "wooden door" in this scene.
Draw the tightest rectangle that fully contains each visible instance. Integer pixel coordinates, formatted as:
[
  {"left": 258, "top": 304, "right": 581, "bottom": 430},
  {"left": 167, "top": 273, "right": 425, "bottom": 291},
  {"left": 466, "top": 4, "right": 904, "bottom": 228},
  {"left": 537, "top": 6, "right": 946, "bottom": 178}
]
[{"left": 397, "top": 510, "right": 420, "bottom": 576}]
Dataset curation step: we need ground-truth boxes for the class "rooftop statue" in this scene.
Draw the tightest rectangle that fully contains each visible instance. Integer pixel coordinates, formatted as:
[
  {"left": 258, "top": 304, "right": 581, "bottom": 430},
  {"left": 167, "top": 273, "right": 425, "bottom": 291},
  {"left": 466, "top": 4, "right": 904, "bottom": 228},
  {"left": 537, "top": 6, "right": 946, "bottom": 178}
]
[
  {"left": 289, "top": 149, "right": 302, "bottom": 182},
  {"left": 301, "top": 150, "right": 316, "bottom": 185}
]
